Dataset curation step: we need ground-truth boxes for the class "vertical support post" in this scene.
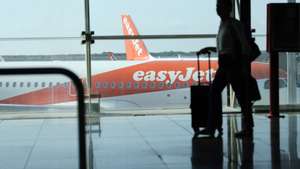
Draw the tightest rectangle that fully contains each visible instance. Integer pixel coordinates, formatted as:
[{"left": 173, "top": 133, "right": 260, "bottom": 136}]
[
  {"left": 270, "top": 118, "right": 281, "bottom": 169},
  {"left": 240, "top": 0, "right": 251, "bottom": 40},
  {"left": 269, "top": 52, "right": 280, "bottom": 117},
  {"left": 84, "top": 0, "right": 92, "bottom": 112},
  {"left": 240, "top": 0, "right": 252, "bottom": 131},
  {"left": 287, "top": 0, "right": 297, "bottom": 104},
  {"left": 83, "top": 0, "right": 93, "bottom": 169}
]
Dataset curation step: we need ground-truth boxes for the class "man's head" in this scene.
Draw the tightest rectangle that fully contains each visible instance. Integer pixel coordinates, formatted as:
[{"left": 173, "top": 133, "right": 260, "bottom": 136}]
[{"left": 216, "top": 0, "right": 232, "bottom": 20}]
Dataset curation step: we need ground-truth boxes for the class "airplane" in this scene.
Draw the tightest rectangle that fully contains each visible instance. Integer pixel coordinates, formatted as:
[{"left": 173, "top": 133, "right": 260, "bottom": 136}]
[{"left": 0, "top": 15, "right": 293, "bottom": 111}]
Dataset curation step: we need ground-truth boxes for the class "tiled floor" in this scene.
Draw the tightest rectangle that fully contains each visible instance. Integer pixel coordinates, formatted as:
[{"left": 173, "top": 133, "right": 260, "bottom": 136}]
[
  {"left": 91, "top": 114, "right": 300, "bottom": 169},
  {"left": 0, "top": 113, "right": 299, "bottom": 169},
  {"left": 0, "top": 119, "right": 79, "bottom": 169}
]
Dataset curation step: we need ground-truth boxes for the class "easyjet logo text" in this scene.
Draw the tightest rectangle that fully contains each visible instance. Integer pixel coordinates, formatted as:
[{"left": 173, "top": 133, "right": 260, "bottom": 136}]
[
  {"left": 123, "top": 17, "right": 143, "bottom": 56},
  {"left": 132, "top": 67, "right": 216, "bottom": 84}
]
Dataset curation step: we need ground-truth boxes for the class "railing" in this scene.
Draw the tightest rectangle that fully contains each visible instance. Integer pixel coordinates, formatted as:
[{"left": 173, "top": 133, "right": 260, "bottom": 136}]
[{"left": 0, "top": 68, "right": 87, "bottom": 169}]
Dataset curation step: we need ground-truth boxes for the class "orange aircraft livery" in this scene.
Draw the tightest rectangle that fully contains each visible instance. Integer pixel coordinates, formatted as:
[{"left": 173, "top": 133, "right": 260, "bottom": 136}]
[{"left": 0, "top": 15, "right": 287, "bottom": 108}]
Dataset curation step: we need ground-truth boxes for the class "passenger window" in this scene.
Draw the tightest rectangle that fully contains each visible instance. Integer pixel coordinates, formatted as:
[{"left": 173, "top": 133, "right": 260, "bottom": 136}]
[
  {"left": 175, "top": 82, "right": 180, "bottom": 88},
  {"left": 118, "top": 82, "right": 124, "bottom": 89},
  {"left": 64, "top": 82, "right": 68, "bottom": 87},
  {"left": 49, "top": 82, "right": 53, "bottom": 87},
  {"left": 150, "top": 82, "right": 155, "bottom": 89},
  {"left": 41, "top": 82, "right": 46, "bottom": 87},
  {"left": 134, "top": 82, "right": 139, "bottom": 89},
  {"left": 20, "top": 82, "right": 24, "bottom": 87},
  {"left": 103, "top": 82, "right": 108, "bottom": 89},
  {"left": 27, "top": 82, "right": 31, "bottom": 87},
  {"left": 142, "top": 82, "right": 147, "bottom": 89},
  {"left": 126, "top": 82, "right": 131, "bottom": 89},
  {"left": 13, "top": 82, "right": 17, "bottom": 87},
  {"left": 159, "top": 82, "right": 164, "bottom": 88},
  {"left": 96, "top": 82, "right": 101, "bottom": 89},
  {"left": 34, "top": 82, "right": 38, "bottom": 88},
  {"left": 0, "top": 82, "right": 2, "bottom": 87},
  {"left": 111, "top": 82, "right": 116, "bottom": 88},
  {"left": 184, "top": 82, "right": 190, "bottom": 88},
  {"left": 56, "top": 82, "right": 60, "bottom": 86},
  {"left": 6, "top": 82, "right": 9, "bottom": 87}
]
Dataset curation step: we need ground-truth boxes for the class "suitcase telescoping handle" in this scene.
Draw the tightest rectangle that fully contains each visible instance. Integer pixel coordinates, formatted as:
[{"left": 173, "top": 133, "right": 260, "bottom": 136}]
[{"left": 196, "top": 47, "right": 216, "bottom": 85}]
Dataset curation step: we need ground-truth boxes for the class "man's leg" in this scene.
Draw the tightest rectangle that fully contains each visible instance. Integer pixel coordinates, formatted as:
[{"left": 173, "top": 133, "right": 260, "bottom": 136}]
[
  {"left": 230, "top": 73, "right": 254, "bottom": 137},
  {"left": 208, "top": 69, "right": 227, "bottom": 132}
]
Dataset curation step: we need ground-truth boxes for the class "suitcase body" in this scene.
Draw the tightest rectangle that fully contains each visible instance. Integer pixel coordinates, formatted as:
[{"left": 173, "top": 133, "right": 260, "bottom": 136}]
[
  {"left": 190, "top": 85, "right": 210, "bottom": 132},
  {"left": 190, "top": 47, "right": 215, "bottom": 133}
]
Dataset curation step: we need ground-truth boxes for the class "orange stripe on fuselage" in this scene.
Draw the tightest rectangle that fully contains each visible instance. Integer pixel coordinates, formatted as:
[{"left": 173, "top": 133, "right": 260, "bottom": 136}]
[{"left": 0, "top": 61, "right": 277, "bottom": 105}]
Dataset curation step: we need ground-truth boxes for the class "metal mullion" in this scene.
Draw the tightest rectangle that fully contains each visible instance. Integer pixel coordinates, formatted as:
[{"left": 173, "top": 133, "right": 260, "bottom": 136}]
[{"left": 92, "top": 34, "right": 217, "bottom": 40}]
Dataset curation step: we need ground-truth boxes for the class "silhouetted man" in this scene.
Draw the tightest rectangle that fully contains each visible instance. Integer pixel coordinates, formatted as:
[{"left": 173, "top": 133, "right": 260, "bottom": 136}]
[{"left": 199, "top": 0, "right": 254, "bottom": 138}]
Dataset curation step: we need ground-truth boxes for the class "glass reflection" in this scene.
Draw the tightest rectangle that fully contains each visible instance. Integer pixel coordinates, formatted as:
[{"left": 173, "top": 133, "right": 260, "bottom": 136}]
[
  {"left": 191, "top": 136, "right": 223, "bottom": 169},
  {"left": 287, "top": 116, "right": 300, "bottom": 169}
]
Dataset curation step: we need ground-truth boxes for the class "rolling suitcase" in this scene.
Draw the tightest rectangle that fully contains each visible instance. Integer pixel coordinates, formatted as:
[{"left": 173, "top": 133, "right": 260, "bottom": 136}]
[{"left": 190, "top": 47, "right": 214, "bottom": 134}]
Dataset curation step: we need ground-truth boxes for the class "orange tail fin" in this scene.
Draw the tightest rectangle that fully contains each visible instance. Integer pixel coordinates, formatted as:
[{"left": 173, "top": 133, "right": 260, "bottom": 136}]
[{"left": 121, "top": 15, "right": 152, "bottom": 61}]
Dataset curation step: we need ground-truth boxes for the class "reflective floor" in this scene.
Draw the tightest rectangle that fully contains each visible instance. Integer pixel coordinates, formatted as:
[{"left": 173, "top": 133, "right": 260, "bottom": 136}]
[
  {"left": 91, "top": 113, "right": 300, "bottom": 169},
  {"left": 0, "top": 119, "right": 79, "bottom": 169},
  {"left": 0, "top": 113, "right": 299, "bottom": 169}
]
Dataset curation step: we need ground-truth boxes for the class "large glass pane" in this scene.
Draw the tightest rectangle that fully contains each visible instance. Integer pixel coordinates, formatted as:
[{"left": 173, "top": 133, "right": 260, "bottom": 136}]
[
  {"left": 0, "top": 74, "right": 79, "bottom": 169},
  {"left": 89, "top": 39, "right": 224, "bottom": 111},
  {"left": 90, "top": 0, "right": 219, "bottom": 35},
  {"left": 252, "top": 0, "right": 300, "bottom": 111},
  {"left": 0, "top": 0, "right": 86, "bottom": 168},
  {"left": 0, "top": 0, "right": 84, "bottom": 55}
]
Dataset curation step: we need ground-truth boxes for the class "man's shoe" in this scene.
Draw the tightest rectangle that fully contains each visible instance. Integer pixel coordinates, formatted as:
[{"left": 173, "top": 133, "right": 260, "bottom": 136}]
[{"left": 235, "top": 130, "right": 253, "bottom": 139}]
